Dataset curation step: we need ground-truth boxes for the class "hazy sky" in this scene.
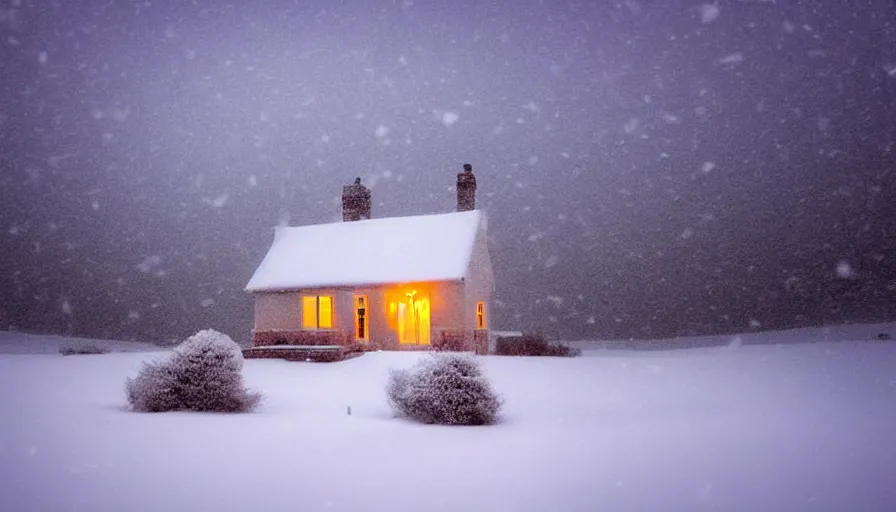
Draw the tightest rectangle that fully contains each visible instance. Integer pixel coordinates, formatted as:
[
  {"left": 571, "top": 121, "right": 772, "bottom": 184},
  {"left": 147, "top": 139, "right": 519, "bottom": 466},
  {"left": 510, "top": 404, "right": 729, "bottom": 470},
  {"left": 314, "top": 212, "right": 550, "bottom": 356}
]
[{"left": 1, "top": 0, "right": 894, "bottom": 343}]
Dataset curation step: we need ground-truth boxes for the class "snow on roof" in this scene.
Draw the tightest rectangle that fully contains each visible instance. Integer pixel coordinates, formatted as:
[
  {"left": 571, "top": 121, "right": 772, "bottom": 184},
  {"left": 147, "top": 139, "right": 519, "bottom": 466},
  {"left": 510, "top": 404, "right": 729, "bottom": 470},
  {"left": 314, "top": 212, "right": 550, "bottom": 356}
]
[{"left": 245, "top": 210, "right": 484, "bottom": 291}]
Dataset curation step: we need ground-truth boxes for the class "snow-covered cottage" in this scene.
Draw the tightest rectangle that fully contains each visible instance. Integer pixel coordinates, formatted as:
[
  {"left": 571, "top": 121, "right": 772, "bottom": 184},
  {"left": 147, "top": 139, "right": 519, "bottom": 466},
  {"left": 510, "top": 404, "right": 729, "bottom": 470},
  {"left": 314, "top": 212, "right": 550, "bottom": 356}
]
[{"left": 243, "top": 165, "right": 493, "bottom": 361}]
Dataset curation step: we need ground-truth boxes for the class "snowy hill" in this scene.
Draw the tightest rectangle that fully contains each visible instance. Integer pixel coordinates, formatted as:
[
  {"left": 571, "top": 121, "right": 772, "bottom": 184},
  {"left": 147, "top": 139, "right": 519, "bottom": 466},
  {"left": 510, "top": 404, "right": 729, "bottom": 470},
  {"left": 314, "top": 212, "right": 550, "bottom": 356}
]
[
  {"left": 0, "top": 331, "right": 163, "bottom": 355},
  {"left": 1, "top": 324, "right": 895, "bottom": 511},
  {"left": 568, "top": 321, "right": 895, "bottom": 351}
]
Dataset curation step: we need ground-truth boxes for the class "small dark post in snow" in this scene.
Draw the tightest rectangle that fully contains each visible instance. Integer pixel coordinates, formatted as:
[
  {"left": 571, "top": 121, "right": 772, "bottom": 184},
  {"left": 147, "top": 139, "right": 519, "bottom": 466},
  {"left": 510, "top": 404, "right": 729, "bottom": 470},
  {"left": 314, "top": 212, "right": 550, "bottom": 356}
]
[
  {"left": 456, "top": 163, "right": 477, "bottom": 212},
  {"left": 347, "top": 405, "right": 352, "bottom": 416}
]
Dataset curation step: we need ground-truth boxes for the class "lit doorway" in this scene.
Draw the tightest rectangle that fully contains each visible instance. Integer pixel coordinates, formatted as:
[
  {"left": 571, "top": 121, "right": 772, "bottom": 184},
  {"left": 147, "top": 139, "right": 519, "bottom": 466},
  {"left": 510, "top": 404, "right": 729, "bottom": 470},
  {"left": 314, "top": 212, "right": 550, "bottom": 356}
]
[
  {"left": 396, "top": 291, "right": 430, "bottom": 345},
  {"left": 354, "top": 295, "right": 368, "bottom": 341}
]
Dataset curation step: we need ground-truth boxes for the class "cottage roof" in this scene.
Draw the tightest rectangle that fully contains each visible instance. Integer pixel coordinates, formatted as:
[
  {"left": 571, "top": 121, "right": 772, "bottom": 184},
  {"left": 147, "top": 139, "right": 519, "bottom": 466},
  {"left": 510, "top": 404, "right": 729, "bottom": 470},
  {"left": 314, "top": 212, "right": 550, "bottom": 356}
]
[{"left": 245, "top": 210, "right": 485, "bottom": 291}]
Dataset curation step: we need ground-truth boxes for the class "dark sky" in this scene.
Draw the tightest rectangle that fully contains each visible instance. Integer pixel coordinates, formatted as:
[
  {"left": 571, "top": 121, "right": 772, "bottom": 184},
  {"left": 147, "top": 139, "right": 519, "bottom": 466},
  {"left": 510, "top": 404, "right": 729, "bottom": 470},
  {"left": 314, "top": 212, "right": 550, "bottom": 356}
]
[{"left": 1, "top": 0, "right": 894, "bottom": 343}]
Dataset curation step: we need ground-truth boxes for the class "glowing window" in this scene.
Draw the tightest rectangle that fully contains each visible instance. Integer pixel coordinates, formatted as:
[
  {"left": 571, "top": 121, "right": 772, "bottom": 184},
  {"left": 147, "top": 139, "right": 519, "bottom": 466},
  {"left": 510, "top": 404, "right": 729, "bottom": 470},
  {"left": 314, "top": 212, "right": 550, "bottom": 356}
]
[
  {"left": 318, "top": 296, "right": 333, "bottom": 328},
  {"left": 302, "top": 297, "right": 316, "bottom": 328},
  {"left": 476, "top": 301, "right": 486, "bottom": 329},
  {"left": 302, "top": 295, "right": 333, "bottom": 329}
]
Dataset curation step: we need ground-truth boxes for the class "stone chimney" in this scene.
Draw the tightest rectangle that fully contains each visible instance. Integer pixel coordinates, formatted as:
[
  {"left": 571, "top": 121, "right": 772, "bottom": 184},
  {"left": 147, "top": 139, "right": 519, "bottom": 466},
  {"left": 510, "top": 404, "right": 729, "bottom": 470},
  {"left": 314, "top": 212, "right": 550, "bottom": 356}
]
[
  {"left": 342, "top": 177, "right": 371, "bottom": 221},
  {"left": 456, "top": 163, "right": 477, "bottom": 212}
]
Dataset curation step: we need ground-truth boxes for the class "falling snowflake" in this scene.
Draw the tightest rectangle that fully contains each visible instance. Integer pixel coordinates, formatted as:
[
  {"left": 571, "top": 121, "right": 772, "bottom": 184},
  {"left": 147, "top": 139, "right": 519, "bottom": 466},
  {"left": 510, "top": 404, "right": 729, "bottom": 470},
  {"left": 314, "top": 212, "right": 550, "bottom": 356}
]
[
  {"left": 521, "top": 101, "right": 539, "bottom": 113},
  {"left": 442, "top": 112, "right": 459, "bottom": 126},
  {"left": 699, "top": 4, "right": 720, "bottom": 24},
  {"left": 137, "top": 255, "right": 162, "bottom": 273},
  {"left": 718, "top": 53, "right": 744, "bottom": 65},
  {"left": 835, "top": 261, "right": 855, "bottom": 279},
  {"left": 662, "top": 112, "right": 681, "bottom": 124},
  {"left": 202, "top": 193, "right": 229, "bottom": 208}
]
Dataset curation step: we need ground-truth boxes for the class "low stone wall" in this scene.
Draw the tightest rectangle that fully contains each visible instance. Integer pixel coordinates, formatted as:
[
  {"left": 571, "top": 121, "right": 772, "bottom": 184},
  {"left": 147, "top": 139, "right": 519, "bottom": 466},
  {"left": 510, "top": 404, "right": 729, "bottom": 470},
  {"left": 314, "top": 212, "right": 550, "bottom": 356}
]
[
  {"left": 432, "top": 329, "right": 489, "bottom": 355},
  {"left": 243, "top": 346, "right": 349, "bottom": 362},
  {"left": 251, "top": 329, "right": 490, "bottom": 355},
  {"left": 251, "top": 330, "right": 347, "bottom": 347}
]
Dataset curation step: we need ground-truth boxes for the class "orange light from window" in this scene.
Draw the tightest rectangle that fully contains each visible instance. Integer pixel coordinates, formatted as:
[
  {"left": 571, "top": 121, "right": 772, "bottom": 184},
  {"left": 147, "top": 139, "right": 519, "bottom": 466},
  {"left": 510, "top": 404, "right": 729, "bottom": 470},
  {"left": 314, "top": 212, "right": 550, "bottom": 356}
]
[
  {"left": 302, "top": 296, "right": 317, "bottom": 328},
  {"left": 318, "top": 296, "right": 333, "bottom": 328}
]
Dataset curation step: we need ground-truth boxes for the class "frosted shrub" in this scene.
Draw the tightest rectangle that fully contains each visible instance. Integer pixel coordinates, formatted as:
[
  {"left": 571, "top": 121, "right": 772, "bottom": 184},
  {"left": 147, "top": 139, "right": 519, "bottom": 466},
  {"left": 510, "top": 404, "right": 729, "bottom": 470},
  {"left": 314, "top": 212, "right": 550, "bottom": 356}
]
[
  {"left": 495, "top": 333, "right": 581, "bottom": 357},
  {"left": 126, "top": 329, "right": 261, "bottom": 413},
  {"left": 387, "top": 353, "right": 502, "bottom": 425},
  {"left": 59, "top": 345, "right": 107, "bottom": 355},
  {"left": 125, "top": 359, "right": 179, "bottom": 412}
]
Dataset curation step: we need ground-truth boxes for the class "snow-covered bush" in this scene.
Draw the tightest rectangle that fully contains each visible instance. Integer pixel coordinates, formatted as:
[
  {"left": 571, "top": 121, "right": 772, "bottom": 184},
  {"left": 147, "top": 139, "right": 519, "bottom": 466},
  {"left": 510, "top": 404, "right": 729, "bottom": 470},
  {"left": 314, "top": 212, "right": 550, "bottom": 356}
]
[
  {"left": 495, "top": 333, "right": 581, "bottom": 357},
  {"left": 125, "top": 359, "right": 180, "bottom": 412},
  {"left": 59, "top": 345, "right": 107, "bottom": 355},
  {"left": 386, "top": 353, "right": 502, "bottom": 425},
  {"left": 126, "top": 329, "right": 261, "bottom": 413}
]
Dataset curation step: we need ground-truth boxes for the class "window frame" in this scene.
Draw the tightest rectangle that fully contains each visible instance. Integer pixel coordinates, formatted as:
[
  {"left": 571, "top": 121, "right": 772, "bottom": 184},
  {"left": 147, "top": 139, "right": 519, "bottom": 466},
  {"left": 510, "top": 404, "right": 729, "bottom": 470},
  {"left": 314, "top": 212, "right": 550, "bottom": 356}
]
[
  {"left": 302, "top": 295, "right": 334, "bottom": 329},
  {"left": 354, "top": 294, "right": 369, "bottom": 341},
  {"left": 475, "top": 301, "right": 487, "bottom": 329}
]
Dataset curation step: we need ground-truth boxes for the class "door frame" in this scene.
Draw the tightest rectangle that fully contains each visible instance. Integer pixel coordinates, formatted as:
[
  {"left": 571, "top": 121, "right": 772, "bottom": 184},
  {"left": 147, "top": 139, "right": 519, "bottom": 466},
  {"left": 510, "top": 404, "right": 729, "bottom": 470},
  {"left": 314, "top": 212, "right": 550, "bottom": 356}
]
[{"left": 353, "top": 294, "right": 369, "bottom": 342}]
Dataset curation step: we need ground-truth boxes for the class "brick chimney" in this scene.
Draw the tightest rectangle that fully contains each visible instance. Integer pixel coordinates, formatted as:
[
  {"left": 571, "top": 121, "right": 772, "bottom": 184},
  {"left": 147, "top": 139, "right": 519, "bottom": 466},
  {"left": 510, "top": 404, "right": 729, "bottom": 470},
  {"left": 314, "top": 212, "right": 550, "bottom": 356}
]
[
  {"left": 342, "top": 177, "right": 371, "bottom": 221},
  {"left": 456, "top": 163, "right": 477, "bottom": 212}
]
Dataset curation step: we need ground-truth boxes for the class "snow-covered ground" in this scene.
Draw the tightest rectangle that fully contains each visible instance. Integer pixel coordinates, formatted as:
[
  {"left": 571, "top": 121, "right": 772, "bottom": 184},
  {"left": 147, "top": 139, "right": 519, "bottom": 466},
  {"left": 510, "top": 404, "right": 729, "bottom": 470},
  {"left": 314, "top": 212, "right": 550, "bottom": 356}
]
[{"left": 1, "top": 325, "right": 895, "bottom": 511}]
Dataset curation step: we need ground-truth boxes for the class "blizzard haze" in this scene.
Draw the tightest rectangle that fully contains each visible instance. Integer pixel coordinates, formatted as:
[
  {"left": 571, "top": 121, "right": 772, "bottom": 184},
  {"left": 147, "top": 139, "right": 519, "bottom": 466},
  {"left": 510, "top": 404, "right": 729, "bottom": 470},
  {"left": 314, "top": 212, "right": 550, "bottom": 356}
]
[{"left": 1, "top": 1, "right": 894, "bottom": 343}]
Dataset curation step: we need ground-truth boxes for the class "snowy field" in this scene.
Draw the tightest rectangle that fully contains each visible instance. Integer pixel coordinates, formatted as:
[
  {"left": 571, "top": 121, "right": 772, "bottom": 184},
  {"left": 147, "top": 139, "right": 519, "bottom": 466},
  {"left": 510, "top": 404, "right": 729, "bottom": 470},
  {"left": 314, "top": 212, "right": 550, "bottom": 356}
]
[{"left": 2, "top": 325, "right": 895, "bottom": 511}]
